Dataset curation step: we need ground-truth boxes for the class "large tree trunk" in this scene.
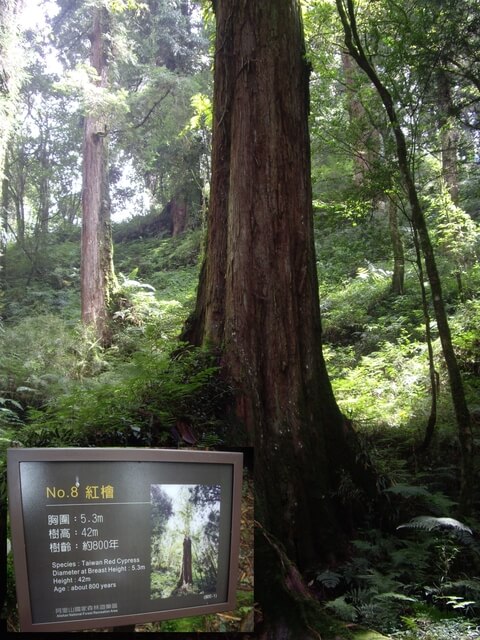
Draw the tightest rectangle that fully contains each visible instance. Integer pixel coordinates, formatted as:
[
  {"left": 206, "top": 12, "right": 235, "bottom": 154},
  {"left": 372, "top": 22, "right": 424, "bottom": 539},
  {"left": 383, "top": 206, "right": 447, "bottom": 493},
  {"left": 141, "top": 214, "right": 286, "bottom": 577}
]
[
  {"left": 81, "top": 6, "right": 115, "bottom": 344},
  {"left": 336, "top": 0, "right": 474, "bottom": 515},
  {"left": 184, "top": 8, "right": 385, "bottom": 619},
  {"left": 187, "top": 0, "right": 340, "bottom": 572}
]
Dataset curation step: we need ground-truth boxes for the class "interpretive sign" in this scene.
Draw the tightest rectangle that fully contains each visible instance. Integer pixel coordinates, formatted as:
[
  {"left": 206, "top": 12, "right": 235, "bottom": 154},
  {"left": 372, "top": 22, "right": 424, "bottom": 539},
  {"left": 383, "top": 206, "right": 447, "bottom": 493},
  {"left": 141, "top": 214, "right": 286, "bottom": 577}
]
[{"left": 7, "top": 447, "right": 243, "bottom": 632}]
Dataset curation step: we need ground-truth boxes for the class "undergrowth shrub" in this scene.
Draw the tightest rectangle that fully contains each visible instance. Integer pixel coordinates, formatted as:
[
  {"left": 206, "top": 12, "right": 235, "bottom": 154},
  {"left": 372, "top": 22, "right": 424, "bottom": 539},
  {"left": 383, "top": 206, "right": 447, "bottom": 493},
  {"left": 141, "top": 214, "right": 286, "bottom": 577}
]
[
  {"left": 320, "top": 263, "right": 392, "bottom": 345},
  {"left": 18, "top": 344, "right": 233, "bottom": 450},
  {"left": 325, "top": 336, "right": 435, "bottom": 430},
  {"left": 0, "top": 315, "right": 86, "bottom": 412},
  {"left": 319, "top": 515, "right": 480, "bottom": 635}
]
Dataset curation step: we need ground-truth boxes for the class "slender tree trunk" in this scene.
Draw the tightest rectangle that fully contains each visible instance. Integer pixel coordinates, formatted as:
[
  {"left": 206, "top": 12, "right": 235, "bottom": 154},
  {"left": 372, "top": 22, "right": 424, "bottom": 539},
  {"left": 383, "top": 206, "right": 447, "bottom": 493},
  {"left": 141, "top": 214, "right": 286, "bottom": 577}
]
[
  {"left": 81, "top": 6, "right": 115, "bottom": 344},
  {"left": 388, "top": 199, "right": 405, "bottom": 295},
  {"left": 14, "top": 181, "right": 25, "bottom": 245},
  {"left": 336, "top": 0, "right": 474, "bottom": 515},
  {"left": 1, "top": 153, "right": 9, "bottom": 276},
  {"left": 38, "top": 130, "right": 50, "bottom": 241},
  {"left": 411, "top": 229, "right": 438, "bottom": 453}
]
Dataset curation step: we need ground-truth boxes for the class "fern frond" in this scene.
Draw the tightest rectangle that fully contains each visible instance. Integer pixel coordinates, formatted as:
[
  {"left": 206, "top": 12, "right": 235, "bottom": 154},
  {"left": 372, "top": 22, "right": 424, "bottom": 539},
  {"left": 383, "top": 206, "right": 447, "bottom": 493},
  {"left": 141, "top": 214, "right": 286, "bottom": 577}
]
[
  {"left": 316, "top": 569, "right": 342, "bottom": 589},
  {"left": 325, "top": 595, "right": 358, "bottom": 622},
  {"left": 397, "top": 516, "right": 473, "bottom": 535},
  {"left": 385, "top": 483, "right": 431, "bottom": 497}
]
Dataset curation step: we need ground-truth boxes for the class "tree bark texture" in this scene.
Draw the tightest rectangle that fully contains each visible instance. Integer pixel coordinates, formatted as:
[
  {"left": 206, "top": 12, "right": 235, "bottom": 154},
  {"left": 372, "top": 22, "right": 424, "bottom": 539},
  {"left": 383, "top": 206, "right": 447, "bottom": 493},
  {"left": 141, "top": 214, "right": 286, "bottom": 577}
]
[
  {"left": 171, "top": 194, "right": 188, "bottom": 236},
  {"left": 388, "top": 199, "right": 405, "bottom": 295},
  {"left": 81, "top": 7, "right": 115, "bottom": 344},
  {"left": 184, "top": 0, "right": 382, "bottom": 576},
  {"left": 336, "top": 0, "right": 474, "bottom": 515},
  {"left": 437, "top": 69, "right": 460, "bottom": 205}
]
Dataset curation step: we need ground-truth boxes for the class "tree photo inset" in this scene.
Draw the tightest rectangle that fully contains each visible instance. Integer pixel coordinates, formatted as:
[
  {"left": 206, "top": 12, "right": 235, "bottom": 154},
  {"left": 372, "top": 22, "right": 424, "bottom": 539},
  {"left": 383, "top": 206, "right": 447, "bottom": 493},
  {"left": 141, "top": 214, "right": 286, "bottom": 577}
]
[{"left": 150, "top": 484, "right": 221, "bottom": 600}]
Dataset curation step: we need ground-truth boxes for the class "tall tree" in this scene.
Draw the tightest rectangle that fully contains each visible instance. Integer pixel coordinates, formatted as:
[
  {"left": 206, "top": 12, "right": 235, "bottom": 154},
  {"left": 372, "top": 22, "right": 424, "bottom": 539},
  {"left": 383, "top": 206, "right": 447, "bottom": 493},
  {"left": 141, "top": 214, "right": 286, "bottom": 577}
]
[
  {"left": 0, "top": 0, "right": 24, "bottom": 180},
  {"left": 81, "top": 4, "right": 115, "bottom": 343},
  {"left": 184, "top": 1, "right": 381, "bottom": 633},
  {"left": 335, "top": 0, "right": 474, "bottom": 515},
  {"left": 0, "top": 0, "right": 25, "bottom": 273}
]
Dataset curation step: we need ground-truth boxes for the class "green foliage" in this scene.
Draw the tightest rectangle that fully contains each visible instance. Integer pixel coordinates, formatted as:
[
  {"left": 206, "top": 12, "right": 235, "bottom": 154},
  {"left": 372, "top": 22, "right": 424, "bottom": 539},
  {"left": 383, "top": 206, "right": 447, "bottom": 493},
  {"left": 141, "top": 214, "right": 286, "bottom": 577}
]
[
  {"left": 55, "top": 64, "right": 130, "bottom": 124},
  {"left": 326, "top": 336, "right": 432, "bottom": 429},
  {"left": 450, "top": 299, "right": 480, "bottom": 377},
  {"left": 0, "top": 315, "right": 85, "bottom": 410},
  {"left": 426, "top": 187, "right": 480, "bottom": 274},
  {"left": 318, "top": 516, "right": 480, "bottom": 635},
  {"left": 17, "top": 342, "right": 231, "bottom": 449},
  {"left": 183, "top": 92, "right": 213, "bottom": 133}
]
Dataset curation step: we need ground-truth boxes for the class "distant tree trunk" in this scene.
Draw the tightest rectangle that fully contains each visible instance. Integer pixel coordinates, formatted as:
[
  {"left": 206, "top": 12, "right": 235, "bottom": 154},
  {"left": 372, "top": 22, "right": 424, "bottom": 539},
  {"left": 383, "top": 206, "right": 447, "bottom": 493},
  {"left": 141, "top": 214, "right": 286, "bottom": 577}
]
[
  {"left": 184, "top": 5, "right": 383, "bottom": 635},
  {"left": 81, "top": 6, "right": 115, "bottom": 344},
  {"left": 171, "top": 194, "right": 188, "bottom": 236},
  {"left": 388, "top": 199, "right": 405, "bottom": 295},
  {"left": 437, "top": 70, "right": 460, "bottom": 205},
  {"left": 412, "top": 229, "right": 438, "bottom": 453},
  {"left": 437, "top": 69, "right": 465, "bottom": 300},
  {"left": 12, "top": 148, "right": 26, "bottom": 245},
  {"left": 1, "top": 154, "right": 9, "bottom": 275},
  {"left": 38, "top": 129, "right": 50, "bottom": 240},
  {"left": 342, "top": 50, "right": 371, "bottom": 185},
  {"left": 337, "top": 0, "right": 474, "bottom": 515}
]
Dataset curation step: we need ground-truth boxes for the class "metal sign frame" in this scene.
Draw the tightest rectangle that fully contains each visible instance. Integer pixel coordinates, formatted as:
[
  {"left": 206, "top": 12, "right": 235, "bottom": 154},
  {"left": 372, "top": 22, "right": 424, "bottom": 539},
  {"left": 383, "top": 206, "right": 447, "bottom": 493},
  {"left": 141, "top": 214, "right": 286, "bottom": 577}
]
[{"left": 8, "top": 447, "right": 243, "bottom": 632}]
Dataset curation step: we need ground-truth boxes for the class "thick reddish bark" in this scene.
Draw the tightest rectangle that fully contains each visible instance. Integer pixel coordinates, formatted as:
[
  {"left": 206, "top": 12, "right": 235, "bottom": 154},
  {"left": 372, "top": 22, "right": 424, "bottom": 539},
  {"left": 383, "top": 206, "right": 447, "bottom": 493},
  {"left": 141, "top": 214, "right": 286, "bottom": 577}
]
[
  {"left": 184, "top": 0, "right": 380, "bottom": 576},
  {"left": 81, "top": 7, "right": 115, "bottom": 344},
  {"left": 182, "top": 4, "right": 388, "bottom": 635}
]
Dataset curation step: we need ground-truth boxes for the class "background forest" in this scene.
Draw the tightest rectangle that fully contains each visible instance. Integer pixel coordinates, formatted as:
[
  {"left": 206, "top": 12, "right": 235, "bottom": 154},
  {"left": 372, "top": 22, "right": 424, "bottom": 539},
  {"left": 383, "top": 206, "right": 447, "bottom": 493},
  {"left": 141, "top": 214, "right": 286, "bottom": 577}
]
[{"left": 1, "top": 0, "right": 480, "bottom": 637}]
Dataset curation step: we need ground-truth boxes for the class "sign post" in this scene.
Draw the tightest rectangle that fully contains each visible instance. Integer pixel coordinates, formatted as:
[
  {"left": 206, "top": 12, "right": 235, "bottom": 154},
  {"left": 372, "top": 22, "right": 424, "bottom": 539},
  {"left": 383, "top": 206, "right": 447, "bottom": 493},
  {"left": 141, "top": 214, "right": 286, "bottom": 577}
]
[{"left": 8, "top": 448, "right": 243, "bottom": 632}]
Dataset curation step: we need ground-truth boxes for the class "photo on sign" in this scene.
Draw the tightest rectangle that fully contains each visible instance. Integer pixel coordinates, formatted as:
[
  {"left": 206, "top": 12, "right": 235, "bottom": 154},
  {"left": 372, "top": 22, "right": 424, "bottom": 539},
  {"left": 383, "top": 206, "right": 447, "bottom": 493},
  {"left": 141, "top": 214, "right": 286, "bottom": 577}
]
[{"left": 150, "top": 484, "right": 220, "bottom": 600}]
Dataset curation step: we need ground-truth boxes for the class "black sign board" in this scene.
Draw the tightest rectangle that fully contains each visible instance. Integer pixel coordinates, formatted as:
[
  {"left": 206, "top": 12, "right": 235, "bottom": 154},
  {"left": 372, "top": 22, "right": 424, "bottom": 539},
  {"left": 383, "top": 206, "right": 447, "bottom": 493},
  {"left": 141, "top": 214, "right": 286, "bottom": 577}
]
[{"left": 7, "top": 447, "right": 243, "bottom": 632}]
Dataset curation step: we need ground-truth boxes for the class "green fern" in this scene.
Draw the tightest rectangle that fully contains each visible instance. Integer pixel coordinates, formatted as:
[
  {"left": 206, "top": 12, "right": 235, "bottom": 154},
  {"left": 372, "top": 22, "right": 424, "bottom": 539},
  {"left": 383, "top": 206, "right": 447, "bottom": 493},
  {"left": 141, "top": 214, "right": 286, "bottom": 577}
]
[
  {"left": 397, "top": 516, "right": 473, "bottom": 536},
  {"left": 315, "top": 569, "right": 342, "bottom": 589},
  {"left": 325, "top": 595, "right": 358, "bottom": 622}
]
